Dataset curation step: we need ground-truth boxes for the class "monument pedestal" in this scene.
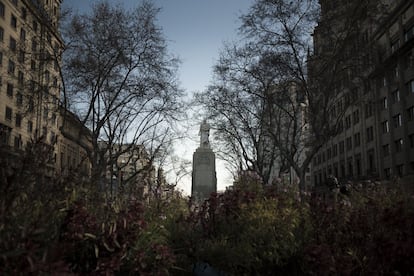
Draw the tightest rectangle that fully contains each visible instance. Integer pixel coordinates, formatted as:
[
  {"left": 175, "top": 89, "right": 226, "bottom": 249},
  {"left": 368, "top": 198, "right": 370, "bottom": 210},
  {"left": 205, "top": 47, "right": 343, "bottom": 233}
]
[{"left": 192, "top": 147, "right": 217, "bottom": 200}]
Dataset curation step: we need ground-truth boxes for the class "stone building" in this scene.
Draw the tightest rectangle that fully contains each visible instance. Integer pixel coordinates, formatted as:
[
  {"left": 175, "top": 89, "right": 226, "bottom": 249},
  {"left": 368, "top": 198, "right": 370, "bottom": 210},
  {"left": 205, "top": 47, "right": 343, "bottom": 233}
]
[
  {"left": 58, "top": 108, "right": 92, "bottom": 177},
  {"left": 0, "top": 0, "right": 63, "bottom": 171},
  {"left": 262, "top": 81, "right": 312, "bottom": 188},
  {"left": 311, "top": 0, "right": 414, "bottom": 186}
]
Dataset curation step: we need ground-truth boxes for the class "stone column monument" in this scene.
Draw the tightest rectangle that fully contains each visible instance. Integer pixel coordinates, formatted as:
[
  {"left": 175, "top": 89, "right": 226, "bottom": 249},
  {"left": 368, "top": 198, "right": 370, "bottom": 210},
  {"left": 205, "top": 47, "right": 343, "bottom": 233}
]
[{"left": 192, "top": 119, "right": 217, "bottom": 200}]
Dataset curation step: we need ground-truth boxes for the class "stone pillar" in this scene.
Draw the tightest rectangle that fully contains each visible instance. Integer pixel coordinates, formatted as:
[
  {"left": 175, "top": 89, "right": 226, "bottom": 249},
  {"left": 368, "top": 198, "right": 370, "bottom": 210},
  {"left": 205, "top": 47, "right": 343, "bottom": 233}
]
[
  {"left": 192, "top": 147, "right": 217, "bottom": 199},
  {"left": 192, "top": 120, "right": 217, "bottom": 200}
]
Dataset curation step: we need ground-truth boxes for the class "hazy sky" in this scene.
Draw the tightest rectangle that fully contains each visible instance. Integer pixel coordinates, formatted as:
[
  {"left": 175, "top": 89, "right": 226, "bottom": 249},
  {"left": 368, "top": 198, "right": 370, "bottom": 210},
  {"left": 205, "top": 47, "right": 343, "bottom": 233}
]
[
  {"left": 62, "top": 0, "right": 252, "bottom": 92},
  {"left": 61, "top": 0, "right": 253, "bottom": 194}
]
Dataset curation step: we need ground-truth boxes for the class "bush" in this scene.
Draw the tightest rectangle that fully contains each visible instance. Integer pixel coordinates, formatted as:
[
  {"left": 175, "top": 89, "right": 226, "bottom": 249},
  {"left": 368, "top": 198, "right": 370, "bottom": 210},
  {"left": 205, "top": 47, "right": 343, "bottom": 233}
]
[
  {"left": 169, "top": 187, "right": 311, "bottom": 274},
  {"left": 2, "top": 146, "right": 413, "bottom": 276},
  {"left": 305, "top": 183, "right": 414, "bottom": 275}
]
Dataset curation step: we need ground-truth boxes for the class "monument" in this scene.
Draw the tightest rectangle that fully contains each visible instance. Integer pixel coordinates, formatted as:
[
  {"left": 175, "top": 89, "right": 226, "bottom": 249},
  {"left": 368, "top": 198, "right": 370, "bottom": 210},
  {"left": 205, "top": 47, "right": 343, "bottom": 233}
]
[{"left": 192, "top": 120, "right": 217, "bottom": 200}]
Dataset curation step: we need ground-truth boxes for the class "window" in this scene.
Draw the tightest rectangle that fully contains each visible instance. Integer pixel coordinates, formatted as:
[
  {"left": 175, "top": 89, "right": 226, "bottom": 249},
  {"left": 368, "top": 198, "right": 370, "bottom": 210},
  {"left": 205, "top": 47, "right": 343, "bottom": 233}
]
[
  {"left": 347, "top": 157, "right": 353, "bottom": 177},
  {"left": 345, "top": 115, "right": 351, "bottom": 129},
  {"left": 21, "top": 7, "right": 26, "bottom": 20},
  {"left": 336, "top": 120, "right": 343, "bottom": 134},
  {"left": 51, "top": 113, "right": 56, "bottom": 125},
  {"left": 9, "top": 36, "right": 16, "bottom": 52},
  {"left": 33, "top": 20, "right": 38, "bottom": 32},
  {"left": 0, "top": 51, "right": 2, "bottom": 66},
  {"left": 27, "top": 120, "right": 33, "bottom": 132},
  {"left": 395, "top": 138, "right": 403, "bottom": 152},
  {"left": 327, "top": 148, "right": 332, "bottom": 160},
  {"left": 0, "top": 27, "right": 3, "bottom": 41},
  {"left": 5, "top": 106, "right": 12, "bottom": 121},
  {"left": 20, "top": 28, "right": 25, "bottom": 41},
  {"left": 382, "top": 97, "right": 388, "bottom": 109},
  {"left": 393, "top": 66, "right": 399, "bottom": 79},
  {"left": 31, "top": 60, "right": 36, "bottom": 70},
  {"left": 14, "top": 135, "right": 22, "bottom": 149},
  {"left": 392, "top": 90, "right": 400, "bottom": 103},
  {"left": 405, "top": 51, "right": 414, "bottom": 69},
  {"left": 45, "top": 70, "right": 50, "bottom": 82},
  {"left": 17, "top": 70, "right": 23, "bottom": 85},
  {"left": 11, "top": 0, "right": 17, "bottom": 6},
  {"left": 383, "top": 144, "right": 390, "bottom": 156},
  {"left": 50, "top": 131, "right": 56, "bottom": 144},
  {"left": 346, "top": 137, "right": 352, "bottom": 151},
  {"left": 42, "top": 126, "right": 47, "bottom": 138},
  {"left": 0, "top": 2, "right": 4, "bottom": 17},
  {"left": 8, "top": 59, "right": 15, "bottom": 75},
  {"left": 6, "top": 82, "right": 13, "bottom": 97},
  {"left": 408, "top": 106, "right": 414, "bottom": 121},
  {"left": 382, "top": 120, "right": 389, "bottom": 133},
  {"left": 354, "top": 132, "right": 361, "bottom": 147},
  {"left": 408, "top": 80, "right": 414, "bottom": 94},
  {"left": 18, "top": 49, "right": 24, "bottom": 63},
  {"left": 31, "top": 39, "right": 37, "bottom": 51},
  {"left": 15, "top": 113, "right": 21, "bottom": 127},
  {"left": 367, "top": 149, "right": 375, "bottom": 172},
  {"left": 16, "top": 92, "right": 22, "bottom": 105},
  {"left": 43, "top": 107, "right": 48, "bottom": 120},
  {"left": 409, "top": 134, "right": 414, "bottom": 148},
  {"left": 365, "top": 103, "right": 373, "bottom": 118},
  {"left": 393, "top": 114, "right": 402, "bottom": 127},
  {"left": 353, "top": 109, "right": 360, "bottom": 124},
  {"left": 28, "top": 97, "right": 33, "bottom": 112},
  {"left": 391, "top": 39, "right": 399, "bottom": 53},
  {"left": 404, "top": 25, "right": 414, "bottom": 42},
  {"left": 355, "top": 154, "right": 362, "bottom": 176},
  {"left": 10, "top": 15, "right": 17, "bottom": 29},
  {"left": 333, "top": 144, "right": 338, "bottom": 157},
  {"left": 339, "top": 141, "right": 345, "bottom": 154},
  {"left": 366, "top": 126, "right": 374, "bottom": 142},
  {"left": 396, "top": 164, "right": 404, "bottom": 177},
  {"left": 384, "top": 168, "right": 391, "bottom": 178}
]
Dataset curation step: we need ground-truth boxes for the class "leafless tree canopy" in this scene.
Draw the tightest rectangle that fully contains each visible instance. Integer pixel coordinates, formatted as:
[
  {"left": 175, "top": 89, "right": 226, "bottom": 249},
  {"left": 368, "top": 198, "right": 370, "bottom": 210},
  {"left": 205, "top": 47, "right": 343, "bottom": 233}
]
[
  {"left": 62, "top": 1, "right": 184, "bottom": 189},
  {"left": 198, "top": 0, "right": 386, "bottom": 190}
]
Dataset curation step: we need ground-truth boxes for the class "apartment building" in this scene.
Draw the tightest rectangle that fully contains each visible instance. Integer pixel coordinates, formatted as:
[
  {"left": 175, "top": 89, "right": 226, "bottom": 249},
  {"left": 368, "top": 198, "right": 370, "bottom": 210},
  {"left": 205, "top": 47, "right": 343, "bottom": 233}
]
[
  {"left": 0, "top": 0, "right": 63, "bottom": 168},
  {"left": 311, "top": 0, "right": 414, "bottom": 186}
]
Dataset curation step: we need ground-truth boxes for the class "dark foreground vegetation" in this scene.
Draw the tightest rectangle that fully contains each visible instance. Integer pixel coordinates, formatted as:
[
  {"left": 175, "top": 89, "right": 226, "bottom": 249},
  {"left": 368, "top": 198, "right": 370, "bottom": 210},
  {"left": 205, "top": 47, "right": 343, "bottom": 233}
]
[{"left": 1, "top": 153, "right": 413, "bottom": 275}]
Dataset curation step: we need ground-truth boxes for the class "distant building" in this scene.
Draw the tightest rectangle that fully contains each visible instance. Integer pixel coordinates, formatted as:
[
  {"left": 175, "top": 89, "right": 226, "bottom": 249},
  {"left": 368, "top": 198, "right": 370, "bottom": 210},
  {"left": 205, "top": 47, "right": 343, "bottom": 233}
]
[
  {"left": 58, "top": 108, "right": 92, "bottom": 178},
  {"left": 99, "top": 142, "right": 156, "bottom": 198},
  {"left": 310, "top": 0, "right": 414, "bottom": 186},
  {"left": 261, "top": 81, "right": 312, "bottom": 188}
]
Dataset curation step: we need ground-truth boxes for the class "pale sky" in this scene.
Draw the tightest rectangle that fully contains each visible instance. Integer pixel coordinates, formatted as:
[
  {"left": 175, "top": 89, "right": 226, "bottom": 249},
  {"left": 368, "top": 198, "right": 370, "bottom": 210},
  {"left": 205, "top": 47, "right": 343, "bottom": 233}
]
[{"left": 62, "top": 0, "right": 253, "bottom": 194}]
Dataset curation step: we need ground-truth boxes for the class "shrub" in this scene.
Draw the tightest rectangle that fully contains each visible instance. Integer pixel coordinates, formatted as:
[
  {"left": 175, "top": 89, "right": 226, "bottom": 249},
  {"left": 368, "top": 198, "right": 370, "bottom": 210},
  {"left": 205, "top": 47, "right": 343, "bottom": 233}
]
[
  {"left": 169, "top": 187, "right": 311, "bottom": 275},
  {"left": 305, "top": 183, "right": 414, "bottom": 275}
]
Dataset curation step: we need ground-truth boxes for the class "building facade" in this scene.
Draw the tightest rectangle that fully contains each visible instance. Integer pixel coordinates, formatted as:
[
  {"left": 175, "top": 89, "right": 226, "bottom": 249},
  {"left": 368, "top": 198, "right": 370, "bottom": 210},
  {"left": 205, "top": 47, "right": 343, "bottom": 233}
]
[
  {"left": 311, "top": 0, "right": 414, "bottom": 186},
  {"left": 0, "top": 0, "right": 63, "bottom": 169}
]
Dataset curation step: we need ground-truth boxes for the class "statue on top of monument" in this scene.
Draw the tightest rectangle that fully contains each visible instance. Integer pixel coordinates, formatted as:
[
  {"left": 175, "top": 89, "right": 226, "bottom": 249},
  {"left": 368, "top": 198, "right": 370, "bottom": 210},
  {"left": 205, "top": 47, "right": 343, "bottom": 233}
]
[{"left": 199, "top": 119, "right": 210, "bottom": 148}]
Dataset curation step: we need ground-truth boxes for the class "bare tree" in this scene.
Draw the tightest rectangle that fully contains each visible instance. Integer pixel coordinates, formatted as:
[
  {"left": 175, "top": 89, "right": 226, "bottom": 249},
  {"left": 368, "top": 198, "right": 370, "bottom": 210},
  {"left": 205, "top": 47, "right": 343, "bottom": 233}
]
[
  {"left": 198, "top": 0, "right": 388, "bottom": 191},
  {"left": 62, "top": 1, "right": 184, "bottom": 194},
  {"left": 197, "top": 43, "right": 287, "bottom": 185}
]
